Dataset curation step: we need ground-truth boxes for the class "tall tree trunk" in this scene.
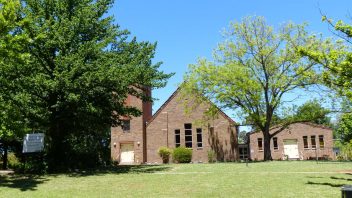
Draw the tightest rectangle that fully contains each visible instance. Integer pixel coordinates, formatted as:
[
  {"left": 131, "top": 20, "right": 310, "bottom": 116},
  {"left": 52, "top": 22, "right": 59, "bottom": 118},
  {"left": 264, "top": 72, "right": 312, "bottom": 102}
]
[
  {"left": 263, "top": 130, "right": 272, "bottom": 161},
  {"left": 2, "top": 142, "right": 8, "bottom": 170},
  {"left": 46, "top": 93, "right": 67, "bottom": 171},
  {"left": 47, "top": 119, "right": 67, "bottom": 171}
]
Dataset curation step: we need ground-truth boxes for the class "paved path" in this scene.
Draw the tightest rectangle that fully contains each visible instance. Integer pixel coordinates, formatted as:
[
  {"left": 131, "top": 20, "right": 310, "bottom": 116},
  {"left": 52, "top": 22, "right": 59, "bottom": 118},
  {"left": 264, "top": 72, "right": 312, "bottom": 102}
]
[{"left": 0, "top": 170, "right": 14, "bottom": 175}]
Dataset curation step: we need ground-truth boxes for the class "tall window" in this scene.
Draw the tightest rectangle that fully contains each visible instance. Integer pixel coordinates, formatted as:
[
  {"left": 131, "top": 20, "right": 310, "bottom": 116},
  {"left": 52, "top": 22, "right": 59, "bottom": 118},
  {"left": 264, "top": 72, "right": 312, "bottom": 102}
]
[
  {"left": 196, "top": 128, "right": 203, "bottom": 148},
  {"left": 273, "top": 137, "right": 278, "bottom": 150},
  {"left": 311, "top": 135, "right": 316, "bottom": 149},
  {"left": 303, "top": 136, "right": 308, "bottom": 149},
  {"left": 185, "top": 123, "right": 192, "bottom": 148},
  {"left": 175, "top": 129, "right": 180, "bottom": 147},
  {"left": 258, "top": 138, "right": 263, "bottom": 151},
  {"left": 319, "top": 135, "right": 324, "bottom": 149},
  {"left": 122, "top": 120, "right": 130, "bottom": 132}
]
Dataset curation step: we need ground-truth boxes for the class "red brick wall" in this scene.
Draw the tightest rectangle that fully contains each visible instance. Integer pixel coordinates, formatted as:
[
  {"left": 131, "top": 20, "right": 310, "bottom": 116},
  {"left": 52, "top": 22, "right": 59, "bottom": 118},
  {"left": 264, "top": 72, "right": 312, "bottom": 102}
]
[
  {"left": 249, "top": 123, "right": 334, "bottom": 160},
  {"left": 111, "top": 94, "right": 146, "bottom": 164},
  {"left": 146, "top": 90, "right": 238, "bottom": 163}
]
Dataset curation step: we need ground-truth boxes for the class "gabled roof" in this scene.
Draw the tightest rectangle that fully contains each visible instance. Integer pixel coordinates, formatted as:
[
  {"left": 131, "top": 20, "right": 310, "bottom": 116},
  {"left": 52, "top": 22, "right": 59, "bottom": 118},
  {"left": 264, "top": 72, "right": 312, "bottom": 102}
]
[{"left": 146, "top": 86, "right": 237, "bottom": 126}]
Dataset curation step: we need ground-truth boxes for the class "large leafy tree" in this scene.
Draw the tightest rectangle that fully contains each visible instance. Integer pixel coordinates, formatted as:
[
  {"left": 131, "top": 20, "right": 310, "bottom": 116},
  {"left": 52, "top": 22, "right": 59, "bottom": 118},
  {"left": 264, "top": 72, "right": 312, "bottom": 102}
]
[
  {"left": 0, "top": 0, "right": 30, "bottom": 169},
  {"left": 183, "top": 16, "right": 324, "bottom": 160},
  {"left": 294, "top": 100, "right": 331, "bottom": 126},
  {"left": 299, "top": 16, "right": 352, "bottom": 144},
  {"left": 1, "top": 0, "right": 171, "bottom": 170}
]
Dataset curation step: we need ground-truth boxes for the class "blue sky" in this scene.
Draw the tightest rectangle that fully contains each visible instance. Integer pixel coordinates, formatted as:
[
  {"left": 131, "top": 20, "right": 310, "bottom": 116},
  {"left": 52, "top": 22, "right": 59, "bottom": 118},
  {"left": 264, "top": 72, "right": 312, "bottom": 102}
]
[{"left": 110, "top": 0, "right": 351, "bottom": 124}]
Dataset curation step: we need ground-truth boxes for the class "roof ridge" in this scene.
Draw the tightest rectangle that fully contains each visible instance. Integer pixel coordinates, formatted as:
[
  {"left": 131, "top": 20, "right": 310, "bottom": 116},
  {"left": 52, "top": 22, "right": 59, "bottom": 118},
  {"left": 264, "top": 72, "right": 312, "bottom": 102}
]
[{"left": 146, "top": 85, "right": 236, "bottom": 126}]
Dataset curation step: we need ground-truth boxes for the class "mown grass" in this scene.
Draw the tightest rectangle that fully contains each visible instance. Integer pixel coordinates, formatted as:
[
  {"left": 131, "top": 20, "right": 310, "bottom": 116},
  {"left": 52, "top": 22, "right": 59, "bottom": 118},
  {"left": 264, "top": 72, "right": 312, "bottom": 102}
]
[{"left": 1, "top": 161, "right": 352, "bottom": 197}]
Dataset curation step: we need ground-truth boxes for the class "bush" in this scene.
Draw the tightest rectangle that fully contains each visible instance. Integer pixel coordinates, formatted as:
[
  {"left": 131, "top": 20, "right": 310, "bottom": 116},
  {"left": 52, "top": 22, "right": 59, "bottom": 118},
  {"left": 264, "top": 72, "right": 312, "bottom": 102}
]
[
  {"left": 158, "top": 147, "right": 172, "bottom": 164},
  {"left": 336, "top": 140, "right": 352, "bottom": 161},
  {"left": 207, "top": 150, "right": 216, "bottom": 163},
  {"left": 337, "top": 154, "right": 345, "bottom": 161},
  {"left": 172, "top": 147, "right": 192, "bottom": 163},
  {"left": 8, "top": 152, "right": 20, "bottom": 169},
  {"left": 14, "top": 153, "right": 47, "bottom": 174}
]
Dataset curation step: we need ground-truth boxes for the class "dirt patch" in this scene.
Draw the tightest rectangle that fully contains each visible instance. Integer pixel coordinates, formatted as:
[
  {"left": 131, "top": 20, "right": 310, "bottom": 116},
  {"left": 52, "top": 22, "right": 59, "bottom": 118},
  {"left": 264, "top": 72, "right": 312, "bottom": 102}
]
[{"left": 337, "top": 170, "right": 352, "bottom": 174}]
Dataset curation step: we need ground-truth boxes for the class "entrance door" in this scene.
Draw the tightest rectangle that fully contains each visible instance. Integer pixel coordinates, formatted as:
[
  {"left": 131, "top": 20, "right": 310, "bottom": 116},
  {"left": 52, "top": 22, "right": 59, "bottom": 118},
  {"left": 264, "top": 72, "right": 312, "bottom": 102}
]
[
  {"left": 120, "top": 143, "right": 134, "bottom": 164},
  {"left": 239, "top": 146, "right": 249, "bottom": 160},
  {"left": 283, "top": 139, "right": 299, "bottom": 159}
]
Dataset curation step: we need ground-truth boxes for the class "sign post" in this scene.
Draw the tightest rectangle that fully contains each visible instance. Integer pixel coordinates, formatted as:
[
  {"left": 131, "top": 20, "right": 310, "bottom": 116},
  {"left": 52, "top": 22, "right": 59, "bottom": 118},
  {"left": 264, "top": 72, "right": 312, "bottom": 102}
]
[{"left": 23, "top": 133, "right": 44, "bottom": 153}]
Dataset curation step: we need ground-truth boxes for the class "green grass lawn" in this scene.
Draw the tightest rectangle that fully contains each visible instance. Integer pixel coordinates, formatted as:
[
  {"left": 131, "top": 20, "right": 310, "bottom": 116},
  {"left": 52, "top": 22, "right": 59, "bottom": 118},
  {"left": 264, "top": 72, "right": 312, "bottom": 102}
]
[{"left": 1, "top": 161, "right": 352, "bottom": 197}]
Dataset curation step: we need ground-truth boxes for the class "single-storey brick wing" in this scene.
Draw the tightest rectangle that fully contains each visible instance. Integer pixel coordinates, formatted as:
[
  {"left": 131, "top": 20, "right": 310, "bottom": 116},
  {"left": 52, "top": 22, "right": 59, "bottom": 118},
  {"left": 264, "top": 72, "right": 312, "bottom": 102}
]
[{"left": 248, "top": 122, "right": 335, "bottom": 161}]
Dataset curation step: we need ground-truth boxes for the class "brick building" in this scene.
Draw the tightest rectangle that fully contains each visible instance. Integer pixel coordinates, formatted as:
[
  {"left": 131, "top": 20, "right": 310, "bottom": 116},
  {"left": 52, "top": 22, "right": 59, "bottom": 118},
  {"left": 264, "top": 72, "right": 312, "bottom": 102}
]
[
  {"left": 248, "top": 122, "right": 334, "bottom": 161},
  {"left": 111, "top": 87, "right": 238, "bottom": 164}
]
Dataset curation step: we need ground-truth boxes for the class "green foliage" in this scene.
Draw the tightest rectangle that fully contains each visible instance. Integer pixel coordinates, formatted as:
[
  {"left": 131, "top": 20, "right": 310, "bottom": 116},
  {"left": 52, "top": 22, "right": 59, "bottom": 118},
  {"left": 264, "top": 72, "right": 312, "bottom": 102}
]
[
  {"left": 183, "top": 16, "right": 323, "bottom": 160},
  {"left": 294, "top": 100, "right": 331, "bottom": 125},
  {"left": 238, "top": 131, "right": 248, "bottom": 144},
  {"left": 12, "top": 153, "right": 47, "bottom": 174},
  {"left": 336, "top": 113, "right": 352, "bottom": 143},
  {"left": 207, "top": 150, "right": 216, "bottom": 163},
  {"left": 337, "top": 140, "right": 352, "bottom": 161},
  {"left": 0, "top": 0, "right": 172, "bottom": 171},
  {"left": 300, "top": 16, "right": 352, "bottom": 102},
  {"left": 172, "top": 147, "right": 192, "bottom": 163},
  {"left": 0, "top": 0, "right": 31, "bottom": 169},
  {"left": 7, "top": 152, "right": 20, "bottom": 169},
  {"left": 158, "top": 147, "right": 172, "bottom": 164}
]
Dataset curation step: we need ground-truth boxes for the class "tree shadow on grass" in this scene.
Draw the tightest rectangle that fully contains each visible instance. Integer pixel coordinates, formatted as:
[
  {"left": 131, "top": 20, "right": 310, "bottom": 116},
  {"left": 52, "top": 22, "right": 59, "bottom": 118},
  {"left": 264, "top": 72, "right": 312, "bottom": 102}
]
[
  {"left": 67, "top": 165, "right": 172, "bottom": 177},
  {"left": 0, "top": 175, "right": 49, "bottom": 191},
  {"left": 306, "top": 181, "right": 344, "bottom": 188},
  {"left": 306, "top": 176, "right": 324, "bottom": 179},
  {"left": 0, "top": 165, "right": 171, "bottom": 190},
  {"left": 306, "top": 173, "right": 352, "bottom": 188},
  {"left": 330, "top": 176, "right": 352, "bottom": 182}
]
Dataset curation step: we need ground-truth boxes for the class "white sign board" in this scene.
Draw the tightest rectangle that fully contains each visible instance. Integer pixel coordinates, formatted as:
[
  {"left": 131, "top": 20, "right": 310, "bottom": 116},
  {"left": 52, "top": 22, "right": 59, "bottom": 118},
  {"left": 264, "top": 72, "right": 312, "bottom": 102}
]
[{"left": 23, "top": 133, "right": 44, "bottom": 153}]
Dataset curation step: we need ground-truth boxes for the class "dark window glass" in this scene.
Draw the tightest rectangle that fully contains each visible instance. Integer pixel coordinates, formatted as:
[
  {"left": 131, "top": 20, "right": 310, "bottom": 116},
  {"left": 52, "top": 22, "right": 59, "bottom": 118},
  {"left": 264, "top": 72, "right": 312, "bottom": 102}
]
[
  {"left": 185, "top": 123, "right": 192, "bottom": 148},
  {"left": 273, "top": 137, "right": 278, "bottom": 150},
  {"left": 185, "top": 136, "right": 192, "bottom": 142},
  {"left": 319, "top": 135, "right": 324, "bottom": 149},
  {"left": 197, "top": 128, "right": 203, "bottom": 148},
  {"left": 122, "top": 120, "right": 130, "bottom": 132},
  {"left": 175, "top": 129, "right": 180, "bottom": 147},
  {"left": 311, "top": 136, "right": 316, "bottom": 149},
  {"left": 303, "top": 136, "right": 308, "bottom": 148},
  {"left": 185, "top": 129, "right": 192, "bottom": 136},
  {"left": 258, "top": 138, "right": 263, "bottom": 151},
  {"left": 185, "top": 123, "right": 192, "bottom": 129}
]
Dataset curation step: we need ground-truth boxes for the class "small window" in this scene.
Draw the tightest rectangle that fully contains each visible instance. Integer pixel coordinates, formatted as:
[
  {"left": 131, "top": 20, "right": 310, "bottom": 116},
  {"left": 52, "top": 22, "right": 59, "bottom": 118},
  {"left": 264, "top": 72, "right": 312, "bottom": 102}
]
[
  {"left": 273, "top": 137, "right": 278, "bottom": 150},
  {"left": 311, "top": 135, "right": 316, "bottom": 149},
  {"left": 122, "top": 120, "right": 130, "bottom": 132},
  {"left": 196, "top": 128, "right": 203, "bottom": 148},
  {"left": 175, "top": 129, "right": 180, "bottom": 147},
  {"left": 185, "top": 123, "right": 192, "bottom": 148},
  {"left": 258, "top": 138, "right": 263, "bottom": 151},
  {"left": 303, "top": 136, "right": 308, "bottom": 149},
  {"left": 319, "top": 135, "right": 324, "bottom": 149}
]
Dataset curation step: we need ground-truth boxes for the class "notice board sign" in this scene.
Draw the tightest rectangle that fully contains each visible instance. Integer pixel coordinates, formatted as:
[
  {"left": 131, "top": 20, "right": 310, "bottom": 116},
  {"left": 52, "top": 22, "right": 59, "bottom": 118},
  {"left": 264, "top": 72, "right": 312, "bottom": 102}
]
[{"left": 23, "top": 133, "right": 44, "bottom": 153}]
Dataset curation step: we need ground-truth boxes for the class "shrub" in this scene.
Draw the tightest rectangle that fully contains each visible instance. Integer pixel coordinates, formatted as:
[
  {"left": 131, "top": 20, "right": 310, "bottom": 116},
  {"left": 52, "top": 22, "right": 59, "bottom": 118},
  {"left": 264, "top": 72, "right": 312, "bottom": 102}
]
[
  {"left": 158, "top": 147, "right": 172, "bottom": 164},
  {"left": 13, "top": 153, "right": 47, "bottom": 174},
  {"left": 337, "top": 154, "right": 344, "bottom": 161},
  {"left": 8, "top": 152, "right": 20, "bottom": 169},
  {"left": 172, "top": 147, "right": 192, "bottom": 163},
  {"left": 207, "top": 150, "right": 216, "bottom": 163}
]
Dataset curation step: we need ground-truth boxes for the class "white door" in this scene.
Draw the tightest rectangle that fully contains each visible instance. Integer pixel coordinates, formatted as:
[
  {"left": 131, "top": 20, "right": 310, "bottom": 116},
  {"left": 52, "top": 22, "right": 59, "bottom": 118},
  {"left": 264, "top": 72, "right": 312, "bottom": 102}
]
[
  {"left": 120, "top": 143, "right": 134, "bottom": 164},
  {"left": 283, "top": 139, "right": 299, "bottom": 159}
]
